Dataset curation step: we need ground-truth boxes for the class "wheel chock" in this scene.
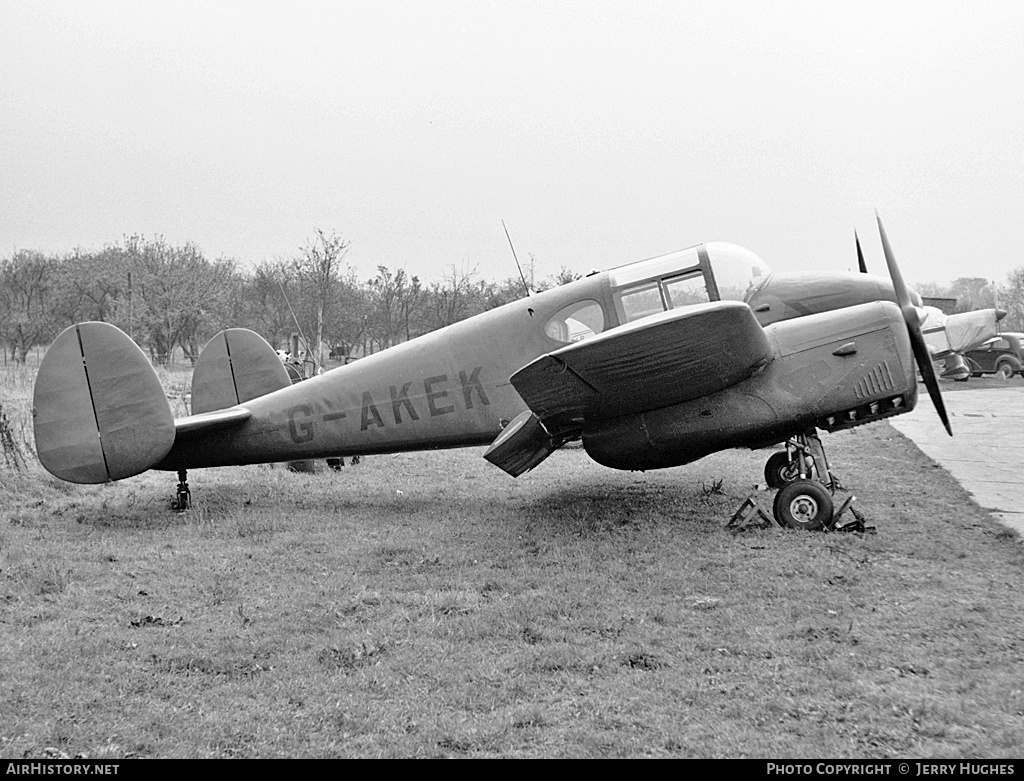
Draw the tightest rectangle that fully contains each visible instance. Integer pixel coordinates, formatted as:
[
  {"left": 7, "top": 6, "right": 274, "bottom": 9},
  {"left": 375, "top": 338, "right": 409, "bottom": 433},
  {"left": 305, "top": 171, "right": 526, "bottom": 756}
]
[
  {"left": 727, "top": 496, "right": 774, "bottom": 530},
  {"left": 829, "top": 496, "right": 875, "bottom": 533},
  {"left": 831, "top": 495, "right": 856, "bottom": 525}
]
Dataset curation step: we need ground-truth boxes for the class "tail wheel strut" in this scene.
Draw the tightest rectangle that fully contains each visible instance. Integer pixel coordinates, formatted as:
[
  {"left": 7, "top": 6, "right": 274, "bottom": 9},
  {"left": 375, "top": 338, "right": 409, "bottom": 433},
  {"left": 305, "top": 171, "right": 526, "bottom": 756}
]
[{"left": 172, "top": 469, "right": 191, "bottom": 512}]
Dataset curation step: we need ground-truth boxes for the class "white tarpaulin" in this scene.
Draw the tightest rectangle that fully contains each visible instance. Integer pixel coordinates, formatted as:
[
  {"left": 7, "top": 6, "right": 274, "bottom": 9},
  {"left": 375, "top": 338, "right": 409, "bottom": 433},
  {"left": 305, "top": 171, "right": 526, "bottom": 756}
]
[{"left": 921, "top": 307, "right": 1000, "bottom": 357}]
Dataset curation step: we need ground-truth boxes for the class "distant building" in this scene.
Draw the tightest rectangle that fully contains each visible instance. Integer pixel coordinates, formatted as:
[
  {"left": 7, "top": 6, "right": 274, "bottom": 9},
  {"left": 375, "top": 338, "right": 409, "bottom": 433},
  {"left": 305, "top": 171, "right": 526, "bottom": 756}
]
[{"left": 922, "top": 296, "right": 958, "bottom": 315}]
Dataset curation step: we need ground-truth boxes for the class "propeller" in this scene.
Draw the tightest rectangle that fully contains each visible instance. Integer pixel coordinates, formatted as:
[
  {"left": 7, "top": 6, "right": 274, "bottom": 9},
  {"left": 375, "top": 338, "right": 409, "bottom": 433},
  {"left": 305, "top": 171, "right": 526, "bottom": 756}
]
[
  {"left": 876, "top": 213, "right": 952, "bottom": 436},
  {"left": 855, "top": 229, "right": 868, "bottom": 273}
]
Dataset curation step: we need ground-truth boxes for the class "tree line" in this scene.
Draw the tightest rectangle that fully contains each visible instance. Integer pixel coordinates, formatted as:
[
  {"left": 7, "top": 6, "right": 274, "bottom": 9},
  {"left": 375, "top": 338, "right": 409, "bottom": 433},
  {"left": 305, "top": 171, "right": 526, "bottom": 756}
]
[
  {"left": 917, "top": 275, "right": 1024, "bottom": 333},
  {"left": 0, "top": 231, "right": 578, "bottom": 366},
  {"left": 4, "top": 231, "right": 1023, "bottom": 366}
]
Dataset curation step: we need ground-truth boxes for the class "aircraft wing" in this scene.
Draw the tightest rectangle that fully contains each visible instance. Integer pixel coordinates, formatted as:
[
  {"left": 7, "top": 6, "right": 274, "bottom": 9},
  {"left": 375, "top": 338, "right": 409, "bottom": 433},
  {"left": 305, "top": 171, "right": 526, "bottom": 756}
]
[
  {"left": 487, "top": 301, "right": 772, "bottom": 477},
  {"left": 511, "top": 300, "right": 773, "bottom": 430}
]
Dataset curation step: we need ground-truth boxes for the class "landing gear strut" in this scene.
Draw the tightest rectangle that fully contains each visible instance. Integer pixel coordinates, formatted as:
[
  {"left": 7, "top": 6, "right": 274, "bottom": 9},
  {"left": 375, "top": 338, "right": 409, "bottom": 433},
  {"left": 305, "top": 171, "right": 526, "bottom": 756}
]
[
  {"left": 763, "top": 430, "right": 849, "bottom": 530},
  {"left": 763, "top": 431, "right": 840, "bottom": 492},
  {"left": 172, "top": 469, "right": 191, "bottom": 512}
]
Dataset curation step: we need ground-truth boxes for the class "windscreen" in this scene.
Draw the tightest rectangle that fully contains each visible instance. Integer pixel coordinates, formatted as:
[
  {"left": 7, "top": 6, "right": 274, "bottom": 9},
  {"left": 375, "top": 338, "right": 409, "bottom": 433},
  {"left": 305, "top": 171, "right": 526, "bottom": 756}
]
[{"left": 703, "top": 242, "right": 771, "bottom": 302}]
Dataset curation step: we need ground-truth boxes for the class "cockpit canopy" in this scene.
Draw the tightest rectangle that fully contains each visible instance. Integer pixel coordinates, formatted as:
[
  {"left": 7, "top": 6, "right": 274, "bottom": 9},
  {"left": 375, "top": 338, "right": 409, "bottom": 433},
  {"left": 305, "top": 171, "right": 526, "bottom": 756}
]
[
  {"left": 542, "top": 242, "right": 774, "bottom": 346},
  {"left": 607, "top": 242, "right": 771, "bottom": 325}
]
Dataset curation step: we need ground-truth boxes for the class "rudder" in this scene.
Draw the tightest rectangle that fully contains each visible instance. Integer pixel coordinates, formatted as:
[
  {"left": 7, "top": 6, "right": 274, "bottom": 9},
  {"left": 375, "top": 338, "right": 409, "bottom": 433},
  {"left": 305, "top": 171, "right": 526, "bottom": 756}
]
[{"left": 33, "top": 322, "right": 175, "bottom": 483}]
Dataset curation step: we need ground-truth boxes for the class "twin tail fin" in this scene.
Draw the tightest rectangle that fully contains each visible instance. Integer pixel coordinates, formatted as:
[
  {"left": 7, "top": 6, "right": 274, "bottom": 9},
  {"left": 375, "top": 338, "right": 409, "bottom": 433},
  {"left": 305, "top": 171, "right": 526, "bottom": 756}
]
[{"left": 34, "top": 324, "right": 290, "bottom": 484}]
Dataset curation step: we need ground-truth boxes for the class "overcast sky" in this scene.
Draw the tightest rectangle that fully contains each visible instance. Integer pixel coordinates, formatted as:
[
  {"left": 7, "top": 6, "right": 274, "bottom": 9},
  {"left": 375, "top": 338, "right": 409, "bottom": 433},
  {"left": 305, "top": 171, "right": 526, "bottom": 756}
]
[{"left": 2, "top": 0, "right": 1022, "bottom": 287}]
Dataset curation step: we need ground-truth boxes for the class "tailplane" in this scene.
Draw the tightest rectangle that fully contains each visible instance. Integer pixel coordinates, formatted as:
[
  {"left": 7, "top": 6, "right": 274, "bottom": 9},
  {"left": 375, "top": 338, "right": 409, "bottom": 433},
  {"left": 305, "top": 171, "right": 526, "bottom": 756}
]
[{"left": 33, "top": 322, "right": 175, "bottom": 483}]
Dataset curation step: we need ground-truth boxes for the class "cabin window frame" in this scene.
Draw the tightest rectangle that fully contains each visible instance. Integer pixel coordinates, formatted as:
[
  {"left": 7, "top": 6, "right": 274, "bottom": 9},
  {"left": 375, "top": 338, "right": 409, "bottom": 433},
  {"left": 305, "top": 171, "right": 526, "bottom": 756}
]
[
  {"left": 611, "top": 246, "right": 721, "bottom": 325},
  {"left": 543, "top": 299, "right": 607, "bottom": 345}
]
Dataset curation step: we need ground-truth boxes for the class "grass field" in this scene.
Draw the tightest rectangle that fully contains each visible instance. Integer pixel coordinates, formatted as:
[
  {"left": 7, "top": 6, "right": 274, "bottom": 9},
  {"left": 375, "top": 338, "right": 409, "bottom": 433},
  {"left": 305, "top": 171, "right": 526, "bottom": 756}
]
[{"left": 2, "top": 362, "right": 1023, "bottom": 758}]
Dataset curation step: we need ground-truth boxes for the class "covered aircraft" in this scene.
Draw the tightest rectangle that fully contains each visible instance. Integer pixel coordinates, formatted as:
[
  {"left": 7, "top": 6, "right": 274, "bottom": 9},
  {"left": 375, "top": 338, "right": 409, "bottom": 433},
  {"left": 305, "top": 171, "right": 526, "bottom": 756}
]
[
  {"left": 852, "top": 230, "right": 1005, "bottom": 381},
  {"left": 920, "top": 307, "right": 1006, "bottom": 380},
  {"left": 33, "top": 217, "right": 951, "bottom": 530}
]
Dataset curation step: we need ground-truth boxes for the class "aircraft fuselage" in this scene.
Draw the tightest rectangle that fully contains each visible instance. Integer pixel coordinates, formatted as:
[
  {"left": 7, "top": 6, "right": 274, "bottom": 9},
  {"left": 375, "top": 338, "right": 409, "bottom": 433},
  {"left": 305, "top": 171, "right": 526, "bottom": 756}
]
[
  {"left": 157, "top": 275, "right": 612, "bottom": 469},
  {"left": 156, "top": 243, "right": 916, "bottom": 472}
]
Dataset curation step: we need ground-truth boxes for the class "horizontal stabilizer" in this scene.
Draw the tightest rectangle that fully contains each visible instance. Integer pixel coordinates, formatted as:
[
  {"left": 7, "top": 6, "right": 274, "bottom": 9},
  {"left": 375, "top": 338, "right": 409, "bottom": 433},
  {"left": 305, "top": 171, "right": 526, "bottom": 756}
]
[
  {"left": 191, "top": 328, "right": 292, "bottom": 413},
  {"left": 33, "top": 322, "right": 175, "bottom": 483},
  {"left": 174, "top": 406, "right": 252, "bottom": 435}
]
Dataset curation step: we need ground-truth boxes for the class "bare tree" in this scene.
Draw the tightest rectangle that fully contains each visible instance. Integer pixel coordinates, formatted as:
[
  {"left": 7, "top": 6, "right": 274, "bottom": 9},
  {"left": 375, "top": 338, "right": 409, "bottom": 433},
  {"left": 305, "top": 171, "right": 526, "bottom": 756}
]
[
  {"left": 366, "top": 266, "right": 422, "bottom": 350},
  {"left": 551, "top": 266, "right": 582, "bottom": 286},
  {"left": 949, "top": 277, "right": 997, "bottom": 313},
  {"left": 241, "top": 259, "right": 295, "bottom": 348},
  {"left": 999, "top": 267, "right": 1024, "bottom": 332},
  {"left": 423, "top": 264, "right": 480, "bottom": 332},
  {"left": 52, "top": 246, "right": 128, "bottom": 325},
  {"left": 0, "top": 250, "right": 57, "bottom": 363},
  {"left": 294, "top": 229, "right": 350, "bottom": 369},
  {"left": 118, "top": 235, "right": 236, "bottom": 364}
]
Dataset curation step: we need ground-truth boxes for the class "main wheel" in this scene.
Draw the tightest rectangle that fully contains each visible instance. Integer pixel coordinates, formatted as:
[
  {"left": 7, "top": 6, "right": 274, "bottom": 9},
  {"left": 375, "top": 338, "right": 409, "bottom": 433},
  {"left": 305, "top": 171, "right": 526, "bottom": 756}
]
[
  {"left": 773, "top": 479, "right": 833, "bottom": 531},
  {"left": 996, "top": 361, "right": 1018, "bottom": 380},
  {"left": 764, "top": 451, "right": 800, "bottom": 489}
]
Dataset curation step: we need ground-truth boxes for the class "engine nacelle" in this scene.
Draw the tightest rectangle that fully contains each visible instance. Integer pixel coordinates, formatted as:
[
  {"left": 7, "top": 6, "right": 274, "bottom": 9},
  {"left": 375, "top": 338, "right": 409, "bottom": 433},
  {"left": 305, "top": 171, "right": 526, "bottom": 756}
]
[{"left": 583, "top": 301, "right": 917, "bottom": 470}]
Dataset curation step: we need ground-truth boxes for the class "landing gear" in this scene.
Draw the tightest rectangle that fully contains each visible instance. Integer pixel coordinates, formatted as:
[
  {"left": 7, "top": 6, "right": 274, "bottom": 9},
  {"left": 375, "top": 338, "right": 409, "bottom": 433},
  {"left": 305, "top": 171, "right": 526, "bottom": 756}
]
[
  {"left": 172, "top": 469, "right": 191, "bottom": 512},
  {"left": 773, "top": 479, "right": 833, "bottom": 531},
  {"left": 763, "top": 431, "right": 839, "bottom": 493},
  {"left": 764, "top": 451, "right": 801, "bottom": 489},
  {"left": 763, "top": 430, "right": 847, "bottom": 530}
]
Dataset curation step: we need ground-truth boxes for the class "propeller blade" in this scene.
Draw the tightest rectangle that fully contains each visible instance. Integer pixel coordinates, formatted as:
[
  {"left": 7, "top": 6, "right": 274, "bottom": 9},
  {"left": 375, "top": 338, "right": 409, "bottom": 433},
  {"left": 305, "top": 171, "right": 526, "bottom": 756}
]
[
  {"left": 876, "top": 213, "right": 952, "bottom": 436},
  {"left": 855, "top": 229, "right": 868, "bottom": 273}
]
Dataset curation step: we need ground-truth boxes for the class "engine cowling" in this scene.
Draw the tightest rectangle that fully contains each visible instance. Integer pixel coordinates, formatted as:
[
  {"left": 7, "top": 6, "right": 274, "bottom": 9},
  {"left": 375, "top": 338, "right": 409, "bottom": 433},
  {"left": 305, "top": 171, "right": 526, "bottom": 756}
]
[{"left": 583, "top": 301, "right": 917, "bottom": 471}]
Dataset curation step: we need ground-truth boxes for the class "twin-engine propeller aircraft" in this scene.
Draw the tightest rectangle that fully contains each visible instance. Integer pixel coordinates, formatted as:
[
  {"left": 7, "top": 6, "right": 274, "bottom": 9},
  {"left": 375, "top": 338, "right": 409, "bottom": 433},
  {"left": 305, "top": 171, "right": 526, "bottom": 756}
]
[{"left": 34, "top": 217, "right": 954, "bottom": 530}]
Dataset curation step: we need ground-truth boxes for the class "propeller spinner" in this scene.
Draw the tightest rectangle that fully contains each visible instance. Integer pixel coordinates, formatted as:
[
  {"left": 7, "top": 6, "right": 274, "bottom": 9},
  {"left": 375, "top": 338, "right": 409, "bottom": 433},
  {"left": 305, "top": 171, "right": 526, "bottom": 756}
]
[{"left": 876, "top": 213, "right": 952, "bottom": 436}]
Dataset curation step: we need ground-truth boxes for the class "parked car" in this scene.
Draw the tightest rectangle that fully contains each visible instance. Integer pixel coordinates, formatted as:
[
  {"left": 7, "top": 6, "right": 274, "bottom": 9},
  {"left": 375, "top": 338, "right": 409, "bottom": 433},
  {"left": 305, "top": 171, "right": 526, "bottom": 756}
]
[{"left": 964, "top": 332, "right": 1024, "bottom": 379}]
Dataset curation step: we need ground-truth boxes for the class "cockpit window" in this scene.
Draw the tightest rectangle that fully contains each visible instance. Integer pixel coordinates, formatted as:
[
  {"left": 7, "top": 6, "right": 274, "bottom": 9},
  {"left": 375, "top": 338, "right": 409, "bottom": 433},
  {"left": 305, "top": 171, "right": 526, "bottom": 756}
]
[
  {"left": 608, "top": 242, "right": 772, "bottom": 325},
  {"left": 612, "top": 254, "right": 709, "bottom": 324},
  {"left": 663, "top": 271, "right": 710, "bottom": 307},
  {"left": 544, "top": 300, "right": 606, "bottom": 344},
  {"left": 617, "top": 282, "right": 665, "bottom": 322}
]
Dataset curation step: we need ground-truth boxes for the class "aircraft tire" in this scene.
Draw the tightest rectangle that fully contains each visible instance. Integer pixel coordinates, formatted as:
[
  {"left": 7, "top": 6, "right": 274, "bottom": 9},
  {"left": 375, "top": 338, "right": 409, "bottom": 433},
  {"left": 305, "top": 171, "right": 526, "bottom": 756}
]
[
  {"left": 764, "top": 451, "right": 800, "bottom": 489},
  {"left": 773, "top": 480, "right": 833, "bottom": 531}
]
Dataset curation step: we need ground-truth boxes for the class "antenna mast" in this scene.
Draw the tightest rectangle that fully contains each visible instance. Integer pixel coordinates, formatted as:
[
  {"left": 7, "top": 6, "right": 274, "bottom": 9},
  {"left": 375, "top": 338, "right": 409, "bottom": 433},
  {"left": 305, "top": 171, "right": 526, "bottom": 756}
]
[
  {"left": 278, "top": 280, "right": 318, "bottom": 375},
  {"left": 502, "top": 220, "right": 531, "bottom": 296}
]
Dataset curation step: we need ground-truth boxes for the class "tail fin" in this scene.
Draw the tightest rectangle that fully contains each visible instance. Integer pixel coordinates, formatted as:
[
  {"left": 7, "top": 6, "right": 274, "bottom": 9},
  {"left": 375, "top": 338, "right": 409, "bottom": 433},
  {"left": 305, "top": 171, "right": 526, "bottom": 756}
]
[
  {"left": 33, "top": 322, "right": 175, "bottom": 483},
  {"left": 191, "top": 329, "right": 291, "bottom": 414}
]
